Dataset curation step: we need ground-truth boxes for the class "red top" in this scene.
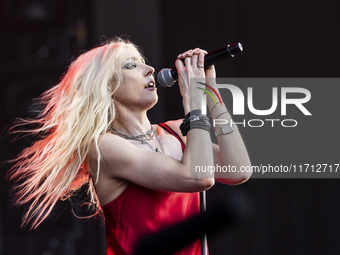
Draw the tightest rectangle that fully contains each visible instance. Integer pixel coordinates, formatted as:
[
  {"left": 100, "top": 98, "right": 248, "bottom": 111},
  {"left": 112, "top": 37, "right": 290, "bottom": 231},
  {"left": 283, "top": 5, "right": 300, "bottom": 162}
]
[
  {"left": 102, "top": 183, "right": 201, "bottom": 255},
  {"left": 102, "top": 123, "right": 201, "bottom": 255}
]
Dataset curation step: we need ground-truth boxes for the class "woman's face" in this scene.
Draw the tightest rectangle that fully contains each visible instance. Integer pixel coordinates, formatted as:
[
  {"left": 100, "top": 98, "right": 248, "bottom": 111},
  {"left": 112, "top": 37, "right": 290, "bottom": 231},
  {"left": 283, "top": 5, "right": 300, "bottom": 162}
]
[{"left": 114, "top": 45, "right": 158, "bottom": 111}]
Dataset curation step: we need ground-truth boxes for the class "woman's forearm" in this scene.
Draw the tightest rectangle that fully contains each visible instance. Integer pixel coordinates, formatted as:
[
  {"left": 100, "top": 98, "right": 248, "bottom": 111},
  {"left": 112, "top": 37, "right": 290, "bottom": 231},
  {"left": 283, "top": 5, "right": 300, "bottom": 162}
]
[{"left": 207, "top": 84, "right": 252, "bottom": 184}]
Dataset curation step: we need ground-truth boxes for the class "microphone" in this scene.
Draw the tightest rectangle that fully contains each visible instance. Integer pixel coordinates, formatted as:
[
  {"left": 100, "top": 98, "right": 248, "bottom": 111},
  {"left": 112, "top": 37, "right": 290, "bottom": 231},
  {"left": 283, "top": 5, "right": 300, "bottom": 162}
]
[{"left": 157, "top": 42, "right": 243, "bottom": 87}]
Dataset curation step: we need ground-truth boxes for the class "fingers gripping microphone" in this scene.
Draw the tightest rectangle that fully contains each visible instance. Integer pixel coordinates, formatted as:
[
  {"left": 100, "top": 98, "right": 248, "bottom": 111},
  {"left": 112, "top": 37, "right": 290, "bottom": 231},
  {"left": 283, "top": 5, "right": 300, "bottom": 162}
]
[{"left": 157, "top": 42, "right": 243, "bottom": 87}]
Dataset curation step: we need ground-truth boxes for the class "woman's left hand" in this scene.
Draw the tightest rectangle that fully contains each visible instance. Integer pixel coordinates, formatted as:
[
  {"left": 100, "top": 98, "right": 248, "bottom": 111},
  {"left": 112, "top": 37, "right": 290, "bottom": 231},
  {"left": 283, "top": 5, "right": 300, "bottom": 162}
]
[{"left": 177, "top": 48, "right": 216, "bottom": 79}]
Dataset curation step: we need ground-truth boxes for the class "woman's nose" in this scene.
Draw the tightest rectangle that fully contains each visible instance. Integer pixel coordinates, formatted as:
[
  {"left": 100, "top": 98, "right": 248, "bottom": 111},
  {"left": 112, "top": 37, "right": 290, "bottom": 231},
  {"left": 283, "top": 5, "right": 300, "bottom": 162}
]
[{"left": 145, "top": 65, "right": 155, "bottom": 76}]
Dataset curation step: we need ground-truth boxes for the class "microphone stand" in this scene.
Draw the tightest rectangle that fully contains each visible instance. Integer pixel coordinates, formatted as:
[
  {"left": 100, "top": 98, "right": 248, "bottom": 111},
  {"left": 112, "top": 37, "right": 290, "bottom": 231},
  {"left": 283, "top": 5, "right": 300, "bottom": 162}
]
[{"left": 200, "top": 191, "right": 207, "bottom": 255}]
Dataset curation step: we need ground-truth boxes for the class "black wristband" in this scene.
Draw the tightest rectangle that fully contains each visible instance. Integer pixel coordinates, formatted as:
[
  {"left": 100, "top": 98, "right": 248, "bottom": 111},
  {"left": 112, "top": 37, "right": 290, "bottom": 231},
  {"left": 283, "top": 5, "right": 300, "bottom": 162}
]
[
  {"left": 186, "top": 120, "right": 211, "bottom": 134},
  {"left": 180, "top": 111, "right": 211, "bottom": 136},
  {"left": 185, "top": 109, "right": 202, "bottom": 119}
]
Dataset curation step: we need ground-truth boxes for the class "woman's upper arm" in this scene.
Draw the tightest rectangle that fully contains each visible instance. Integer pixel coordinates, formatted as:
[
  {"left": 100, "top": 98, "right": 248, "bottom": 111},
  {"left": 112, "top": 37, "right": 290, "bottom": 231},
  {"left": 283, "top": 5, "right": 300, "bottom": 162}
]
[{"left": 93, "top": 133, "right": 212, "bottom": 192}]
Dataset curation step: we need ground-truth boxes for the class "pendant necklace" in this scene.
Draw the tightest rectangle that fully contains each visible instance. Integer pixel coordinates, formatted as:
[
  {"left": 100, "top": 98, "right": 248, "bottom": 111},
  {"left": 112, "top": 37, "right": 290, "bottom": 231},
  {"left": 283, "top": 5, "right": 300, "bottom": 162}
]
[{"left": 108, "top": 126, "right": 165, "bottom": 153}]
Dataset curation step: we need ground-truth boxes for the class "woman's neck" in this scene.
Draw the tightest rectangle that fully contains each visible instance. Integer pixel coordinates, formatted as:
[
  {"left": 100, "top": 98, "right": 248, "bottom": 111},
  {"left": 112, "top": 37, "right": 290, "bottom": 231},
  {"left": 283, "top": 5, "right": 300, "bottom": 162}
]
[{"left": 112, "top": 106, "right": 152, "bottom": 136}]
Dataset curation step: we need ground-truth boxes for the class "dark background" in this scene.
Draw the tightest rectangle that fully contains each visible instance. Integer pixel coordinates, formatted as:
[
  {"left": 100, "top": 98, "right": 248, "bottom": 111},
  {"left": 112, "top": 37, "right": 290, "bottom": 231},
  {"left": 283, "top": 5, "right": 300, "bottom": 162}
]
[{"left": 1, "top": 0, "right": 340, "bottom": 254}]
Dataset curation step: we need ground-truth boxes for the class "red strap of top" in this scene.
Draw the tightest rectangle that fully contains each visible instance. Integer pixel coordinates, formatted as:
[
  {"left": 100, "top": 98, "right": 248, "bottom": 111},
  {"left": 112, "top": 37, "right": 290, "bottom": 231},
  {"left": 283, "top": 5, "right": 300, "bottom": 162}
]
[{"left": 158, "top": 123, "right": 185, "bottom": 152}]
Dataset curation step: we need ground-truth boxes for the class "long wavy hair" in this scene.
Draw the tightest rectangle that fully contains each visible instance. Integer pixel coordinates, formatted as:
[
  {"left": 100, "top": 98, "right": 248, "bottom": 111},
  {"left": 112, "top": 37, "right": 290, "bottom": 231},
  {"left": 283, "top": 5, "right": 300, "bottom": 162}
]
[{"left": 8, "top": 37, "right": 140, "bottom": 229}]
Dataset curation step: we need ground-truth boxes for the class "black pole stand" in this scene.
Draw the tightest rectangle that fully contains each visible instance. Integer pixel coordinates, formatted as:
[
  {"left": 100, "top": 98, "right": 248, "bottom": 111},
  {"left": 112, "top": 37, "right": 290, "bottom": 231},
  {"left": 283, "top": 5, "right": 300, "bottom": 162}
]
[{"left": 200, "top": 190, "right": 207, "bottom": 255}]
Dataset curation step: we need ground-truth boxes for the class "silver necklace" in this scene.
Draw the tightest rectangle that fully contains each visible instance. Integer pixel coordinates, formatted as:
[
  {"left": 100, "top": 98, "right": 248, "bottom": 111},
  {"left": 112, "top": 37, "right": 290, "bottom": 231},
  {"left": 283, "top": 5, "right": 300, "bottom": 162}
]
[{"left": 108, "top": 126, "right": 165, "bottom": 153}]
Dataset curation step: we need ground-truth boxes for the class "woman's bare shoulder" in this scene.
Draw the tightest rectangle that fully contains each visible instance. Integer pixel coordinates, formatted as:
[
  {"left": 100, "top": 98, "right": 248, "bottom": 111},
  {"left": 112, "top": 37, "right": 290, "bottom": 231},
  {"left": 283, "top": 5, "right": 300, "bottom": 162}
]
[
  {"left": 89, "top": 132, "right": 125, "bottom": 159},
  {"left": 88, "top": 132, "right": 135, "bottom": 176}
]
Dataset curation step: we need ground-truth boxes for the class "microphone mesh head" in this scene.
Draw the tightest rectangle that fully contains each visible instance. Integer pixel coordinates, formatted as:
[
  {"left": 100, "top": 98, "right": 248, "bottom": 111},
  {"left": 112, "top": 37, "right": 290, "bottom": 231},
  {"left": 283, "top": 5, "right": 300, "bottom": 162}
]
[{"left": 157, "top": 68, "right": 176, "bottom": 87}]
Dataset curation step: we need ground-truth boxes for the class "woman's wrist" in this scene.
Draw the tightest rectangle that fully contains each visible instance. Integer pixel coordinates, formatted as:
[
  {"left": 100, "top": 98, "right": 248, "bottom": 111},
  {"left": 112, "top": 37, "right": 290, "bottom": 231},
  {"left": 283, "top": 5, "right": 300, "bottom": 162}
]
[
  {"left": 180, "top": 110, "right": 211, "bottom": 136},
  {"left": 183, "top": 97, "right": 203, "bottom": 115}
]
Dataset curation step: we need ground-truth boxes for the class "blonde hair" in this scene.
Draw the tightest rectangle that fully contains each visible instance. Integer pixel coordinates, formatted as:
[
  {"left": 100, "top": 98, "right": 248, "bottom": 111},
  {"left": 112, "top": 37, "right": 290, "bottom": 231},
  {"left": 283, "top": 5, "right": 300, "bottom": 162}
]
[{"left": 8, "top": 37, "right": 141, "bottom": 229}]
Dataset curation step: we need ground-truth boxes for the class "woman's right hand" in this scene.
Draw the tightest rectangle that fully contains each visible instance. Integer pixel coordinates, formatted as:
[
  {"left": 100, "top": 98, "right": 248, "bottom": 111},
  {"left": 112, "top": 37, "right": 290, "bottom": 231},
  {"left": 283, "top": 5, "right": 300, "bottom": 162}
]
[{"left": 175, "top": 48, "right": 208, "bottom": 114}]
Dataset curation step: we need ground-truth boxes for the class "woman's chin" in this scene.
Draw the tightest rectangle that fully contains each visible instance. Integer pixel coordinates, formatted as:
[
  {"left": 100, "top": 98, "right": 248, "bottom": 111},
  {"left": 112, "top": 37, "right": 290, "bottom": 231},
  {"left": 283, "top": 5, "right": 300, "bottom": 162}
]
[
  {"left": 143, "top": 95, "right": 158, "bottom": 110},
  {"left": 148, "top": 97, "right": 158, "bottom": 109}
]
